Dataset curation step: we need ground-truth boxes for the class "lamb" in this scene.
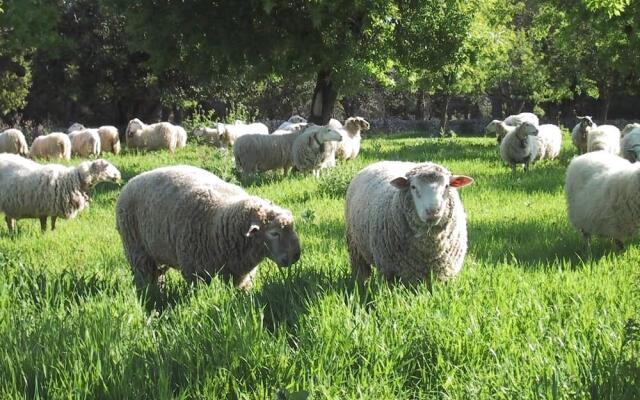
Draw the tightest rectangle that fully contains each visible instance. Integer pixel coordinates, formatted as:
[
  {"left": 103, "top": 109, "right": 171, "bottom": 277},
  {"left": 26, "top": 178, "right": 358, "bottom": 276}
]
[
  {"left": 335, "top": 117, "right": 370, "bottom": 160},
  {"left": 218, "top": 122, "right": 269, "bottom": 146},
  {"left": 499, "top": 121, "right": 542, "bottom": 172},
  {"left": 175, "top": 125, "right": 188, "bottom": 148},
  {"left": 115, "top": 165, "right": 301, "bottom": 297},
  {"left": 565, "top": 150, "right": 640, "bottom": 250},
  {"left": 535, "top": 124, "right": 562, "bottom": 160},
  {"left": 0, "top": 129, "right": 29, "bottom": 157},
  {"left": 30, "top": 132, "right": 72, "bottom": 161},
  {"left": 345, "top": 161, "right": 473, "bottom": 286},
  {"left": 125, "top": 118, "right": 177, "bottom": 153},
  {"left": 486, "top": 112, "right": 539, "bottom": 143},
  {"left": 571, "top": 116, "right": 596, "bottom": 154},
  {"left": 0, "top": 154, "right": 120, "bottom": 232},
  {"left": 586, "top": 125, "right": 620, "bottom": 155},
  {"left": 292, "top": 125, "right": 342, "bottom": 177},
  {"left": 233, "top": 130, "right": 305, "bottom": 176},
  {"left": 97, "top": 126, "right": 121, "bottom": 155},
  {"left": 68, "top": 129, "right": 101, "bottom": 158},
  {"left": 620, "top": 125, "right": 640, "bottom": 162}
]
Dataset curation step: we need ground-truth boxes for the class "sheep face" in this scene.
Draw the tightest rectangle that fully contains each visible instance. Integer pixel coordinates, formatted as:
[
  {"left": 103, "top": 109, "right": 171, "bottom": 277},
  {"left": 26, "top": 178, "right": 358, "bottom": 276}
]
[
  {"left": 314, "top": 127, "right": 342, "bottom": 144},
  {"left": 89, "top": 159, "right": 121, "bottom": 183},
  {"left": 245, "top": 210, "right": 301, "bottom": 267},
  {"left": 576, "top": 116, "right": 595, "bottom": 140},
  {"left": 126, "top": 118, "right": 144, "bottom": 138},
  {"left": 391, "top": 165, "right": 473, "bottom": 225},
  {"left": 345, "top": 117, "right": 370, "bottom": 133}
]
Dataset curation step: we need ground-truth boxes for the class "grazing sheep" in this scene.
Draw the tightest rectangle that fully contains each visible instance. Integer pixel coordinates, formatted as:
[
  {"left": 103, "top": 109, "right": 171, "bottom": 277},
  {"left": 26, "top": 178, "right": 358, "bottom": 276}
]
[
  {"left": 193, "top": 127, "right": 222, "bottom": 147},
  {"left": 499, "top": 121, "right": 542, "bottom": 172},
  {"left": 30, "top": 132, "right": 72, "bottom": 161},
  {"left": 218, "top": 122, "right": 269, "bottom": 146},
  {"left": 566, "top": 150, "right": 640, "bottom": 250},
  {"left": 233, "top": 130, "right": 305, "bottom": 176},
  {"left": 292, "top": 126, "right": 342, "bottom": 177},
  {"left": 125, "top": 118, "right": 177, "bottom": 153},
  {"left": 620, "top": 126, "right": 640, "bottom": 162},
  {"left": 345, "top": 161, "right": 473, "bottom": 286},
  {"left": 0, "top": 154, "right": 120, "bottom": 232},
  {"left": 67, "top": 122, "right": 85, "bottom": 133},
  {"left": 69, "top": 129, "right": 101, "bottom": 158},
  {"left": 335, "top": 117, "right": 370, "bottom": 160},
  {"left": 487, "top": 112, "right": 539, "bottom": 143},
  {"left": 116, "top": 165, "right": 301, "bottom": 296},
  {"left": 175, "top": 125, "right": 188, "bottom": 148},
  {"left": 586, "top": 125, "right": 620, "bottom": 155},
  {"left": 0, "top": 129, "right": 29, "bottom": 156},
  {"left": 97, "top": 126, "right": 121, "bottom": 155},
  {"left": 535, "top": 124, "right": 562, "bottom": 160},
  {"left": 571, "top": 116, "right": 596, "bottom": 154}
]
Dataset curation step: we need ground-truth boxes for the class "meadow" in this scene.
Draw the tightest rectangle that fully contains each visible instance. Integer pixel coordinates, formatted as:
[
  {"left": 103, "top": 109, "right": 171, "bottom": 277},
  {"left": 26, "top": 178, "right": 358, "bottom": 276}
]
[{"left": 0, "top": 133, "right": 638, "bottom": 399}]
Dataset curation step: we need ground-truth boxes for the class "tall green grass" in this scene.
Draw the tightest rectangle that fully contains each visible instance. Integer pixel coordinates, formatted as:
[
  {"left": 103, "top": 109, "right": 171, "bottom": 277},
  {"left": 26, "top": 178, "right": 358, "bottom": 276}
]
[{"left": 0, "top": 134, "right": 637, "bottom": 399}]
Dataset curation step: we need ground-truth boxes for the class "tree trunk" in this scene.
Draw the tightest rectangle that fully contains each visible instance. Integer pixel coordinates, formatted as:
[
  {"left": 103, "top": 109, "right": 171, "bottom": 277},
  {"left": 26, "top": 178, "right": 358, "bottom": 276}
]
[
  {"left": 340, "top": 96, "right": 359, "bottom": 118},
  {"left": 441, "top": 95, "right": 450, "bottom": 136},
  {"left": 600, "top": 85, "right": 611, "bottom": 122},
  {"left": 416, "top": 89, "right": 425, "bottom": 120},
  {"left": 308, "top": 69, "right": 337, "bottom": 125}
]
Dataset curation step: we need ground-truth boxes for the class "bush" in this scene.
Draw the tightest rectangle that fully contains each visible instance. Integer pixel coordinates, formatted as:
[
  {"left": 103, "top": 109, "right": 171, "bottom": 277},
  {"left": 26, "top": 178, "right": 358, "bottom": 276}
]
[{"left": 316, "top": 163, "right": 361, "bottom": 198}]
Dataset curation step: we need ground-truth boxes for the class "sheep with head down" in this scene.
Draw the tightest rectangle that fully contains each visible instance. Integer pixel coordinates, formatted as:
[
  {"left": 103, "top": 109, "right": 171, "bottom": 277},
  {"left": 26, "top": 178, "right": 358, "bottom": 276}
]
[
  {"left": 0, "top": 128, "right": 29, "bottom": 157},
  {"left": 116, "top": 165, "right": 301, "bottom": 298},
  {"left": 346, "top": 161, "right": 473, "bottom": 287}
]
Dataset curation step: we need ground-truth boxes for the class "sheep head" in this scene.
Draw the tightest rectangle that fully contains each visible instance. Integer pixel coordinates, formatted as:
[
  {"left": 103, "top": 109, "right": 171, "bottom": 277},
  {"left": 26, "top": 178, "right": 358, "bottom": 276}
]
[{"left": 126, "top": 118, "right": 145, "bottom": 138}]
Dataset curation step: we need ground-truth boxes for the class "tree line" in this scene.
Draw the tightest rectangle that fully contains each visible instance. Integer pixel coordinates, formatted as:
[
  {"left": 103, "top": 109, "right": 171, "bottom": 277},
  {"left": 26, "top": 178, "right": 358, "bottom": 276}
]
[{"left": 0, "top": 0, "right": 637, "bottom": 130}]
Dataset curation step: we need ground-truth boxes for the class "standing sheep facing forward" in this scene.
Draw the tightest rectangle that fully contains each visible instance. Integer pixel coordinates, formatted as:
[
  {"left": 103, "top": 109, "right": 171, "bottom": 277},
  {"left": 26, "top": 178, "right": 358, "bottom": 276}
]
[
  {"left": 571, "top": 116, "right": 596, "bottom": 154},
  {"left": 499, "top": 122, "right": 542, "bottom": 172},
  {"left": 116, "top": 166, "right": 301, "bottom": 296},
  {"left": 345, "top": 161, "right": 473, "bottom": 286},
  {"left": 335, "top": 117, "right": 370, "bottom": 161},
  {"left": 30, "top": 132, "right": 72, "bottom": 161},
  {"left": 0, "top": 129, "right": 29, "bottom": 157},
  {"left": 566, "top": 150, "right": 640, "bottom": 250},
  {"left": 487, "top": 112, "right": 539, "bottom": 143},
  {"left": 0, "top": 154, "right": 121, "bottom": 232}
]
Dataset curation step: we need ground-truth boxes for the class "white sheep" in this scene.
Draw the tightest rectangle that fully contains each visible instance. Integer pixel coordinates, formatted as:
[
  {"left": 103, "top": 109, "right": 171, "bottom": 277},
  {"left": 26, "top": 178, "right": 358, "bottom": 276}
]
[
  {"left": 233, "top": 130, "right": 305, "bottom": 176},
  {"left": 68, "top": 128, "right": 101, "bottom": 158},
  {"left": 535, "top": 124, "right": 562, "bottom": 160},
  {"left": 116, "top": 165, "right": 301, "bottom": 296},
  {"left": 345, "top": 161, "right": 473, "bottom": 286},
  {"left": 487, "top": 112, "right": 539, "bottom": 143},
  {"left": 621, "top": 123, "right": 640, "bottom": 137},
  {"left": 565, "top": 150, "right": 640, "bottom": 250},
  {"left": 97, "top": 126, "right": 121, "bottom": 155},
  {"left": 193, "top": 127, "right": 222, "bottom": 146},
  {"left": 620, "top": 125, "right": 640, "bottom": 162},
  {"left": 0, "top": 154, "right": 121, "bottom": 232},
  {"left": 30, "top": 132, "right": 72, "bottom": 161},
  {"left": 218, "top": 122, "right": 269, "bottom": 146},
  {"left": 335, "top": 117, "right": 370, "bottom": 161},
  {"left": 175, "top": 125, "right": 188, "bottom": 148},
  {"left": 571, "top": 116, "right": 596, "bottom": 154},
  {"left": 499, "top": 121, "right": 542, "bottom": 172},
  {"left": 292, "top": 125, "right": 342, "bottom": 177},
  {"left": 0, "top": 128, "right": 29, "bottom": 157},
  {"left": 125, "top": 118, "right": 177, "bottom": 153},
  {"left": 586, "top": 125, "right": 620, "bottom": 155},
  {"left": 271, "top": 122, "right": 308, "bottom": 136},
  {"left": 67, "top": 122, "right": 85, "bottom": 133}
]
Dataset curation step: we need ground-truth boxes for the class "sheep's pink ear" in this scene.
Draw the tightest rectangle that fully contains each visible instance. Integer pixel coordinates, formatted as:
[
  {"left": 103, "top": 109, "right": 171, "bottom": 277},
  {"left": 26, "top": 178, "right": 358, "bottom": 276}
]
[
  {"left": 450, "top": 175, "right": 473, "bottom": 188},
  {"left": 245, "top": 224, "right": 260, "bottom": 237},
  {"left": 390, "top": 176, "right": 409, "bottom": 189}
]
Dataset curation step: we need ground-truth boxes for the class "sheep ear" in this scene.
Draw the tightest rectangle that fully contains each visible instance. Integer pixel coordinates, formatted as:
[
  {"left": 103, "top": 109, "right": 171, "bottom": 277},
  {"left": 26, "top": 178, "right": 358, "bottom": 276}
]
[
  {"left": 245, "top": 224, "right": 260, "bottom": 237},
  {"left": 390, "top": 176, "right": 409, "bottom": 189},
  {"left": 450, "top": 175, "right": 473, "bottom": 188}
]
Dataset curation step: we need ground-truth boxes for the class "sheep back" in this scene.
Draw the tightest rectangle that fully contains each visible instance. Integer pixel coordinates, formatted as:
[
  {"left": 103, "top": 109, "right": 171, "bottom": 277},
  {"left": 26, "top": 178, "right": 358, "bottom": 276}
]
[
  {"left": 69, "top": 129, "right": 101, "bottom": 157},
  {"left": 30, "top": 132, "right": 71, "bottom": 161},
  {"left": 0, "top": 129, "right": 29, "bottom": 156},
  {"left": 587, "top": 125, "right": 620, "bottom": 155},
  {"left": 98, "top": 126, "right": 121, "bottom": 155},
  {"left": 233, "top": 131, "right": 302, "bottom": 174}
]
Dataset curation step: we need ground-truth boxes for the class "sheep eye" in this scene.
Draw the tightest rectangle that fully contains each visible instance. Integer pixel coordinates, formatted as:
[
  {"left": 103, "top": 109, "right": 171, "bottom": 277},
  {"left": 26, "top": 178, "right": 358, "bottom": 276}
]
[{"left": 410, "top": 185, "right": 416, "bottom": 190}]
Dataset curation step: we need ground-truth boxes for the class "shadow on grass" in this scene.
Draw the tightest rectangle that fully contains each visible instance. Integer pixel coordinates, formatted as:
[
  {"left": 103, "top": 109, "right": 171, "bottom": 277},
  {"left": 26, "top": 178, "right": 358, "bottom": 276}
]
[{"left": 366, "top": 138, "right": 498, "bottom": 164}]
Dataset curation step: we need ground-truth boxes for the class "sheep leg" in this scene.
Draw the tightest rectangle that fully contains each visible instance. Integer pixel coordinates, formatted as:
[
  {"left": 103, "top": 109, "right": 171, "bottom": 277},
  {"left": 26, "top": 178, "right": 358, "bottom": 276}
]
[
  {"left": 349, "top": 249, "right": 372, "bottom": 282},
  {"left": 5, "top": 216, "right": 16, "bottom": 233},
  {"left": 130, "top": 250, "right": 164, "bottom": 305},
  {"left": 39, "top": 217, "right": 47, "bottom": 232},
  {"left": 50, "top": 216, "right": 57, "bottom": 231},
  {"left": 234, "top": 268, "right": 258, "bottom": 291}
]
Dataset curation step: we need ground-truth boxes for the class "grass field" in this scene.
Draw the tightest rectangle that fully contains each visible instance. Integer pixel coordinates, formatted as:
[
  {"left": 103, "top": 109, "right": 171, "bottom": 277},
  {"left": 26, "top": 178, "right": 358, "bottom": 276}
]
[{"left": 0, "top": 133, "right": 638, "bottom": 399}]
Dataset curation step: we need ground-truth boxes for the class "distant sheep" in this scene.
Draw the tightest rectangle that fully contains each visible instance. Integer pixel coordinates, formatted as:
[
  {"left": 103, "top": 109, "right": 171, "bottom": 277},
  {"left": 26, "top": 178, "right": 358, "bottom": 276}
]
[
  {"left": 499, "top": 122, "right": 542, "bottom": 172},
  {"left": 487, "top": 112, "right": 539, "bottom": 143},
  {"left": 175, "top": 125, "right": 188, "bottom": 148},
  {"left": 69, "top": 129, "right": 101, "bottom": 158},
  {"left": 566, "top": 150, "right": 640, "bottom": 250},
  {"left": 97, "top": 126, "right": 121, "bottom": 155},
  {"left": 233, "top": 130, "right": 304, "bottom": 176},
  {"left": 345, "top": 161, "right": 473, "bottom": 285},
  {"left": 0, "top": 129, "right": 29, "bottom": 157},
  {"left": 30, "top": 132, "right": 72, "bottom": 161},
  {"left": 116, "top": 165, "right": 301, "bottom": 296},
  {"left": 621, "top": 123, "right": 640, "bottom": 137},
  {"left": 535, "top": 124, "right": 562, "bottom": 160},
  {"left": 571, "top": 116, "right": 596, "bottom": 154},
  {"left": 125, "top": 118, "right": 177, "bottom": 153},
  {"left": 620, "top": 125, "right": 640, "bottom": 162},
  {"left": 67, "top": 123, "right": 85, "bottom": 133},
  {"left": 0, "top": 154, "right": 120, "bottom": 232},
  {"left": 292, "top": 126, "right": 342, "bottom": 177},
  {"left": 586, "top": 125, "right": 620, "bottom": 155},
  {"left": 218, "top": 122, "right": 269, "bottom": 146},
  {"left": 335, "top": 117, "right": 370, "bottom": 161}
]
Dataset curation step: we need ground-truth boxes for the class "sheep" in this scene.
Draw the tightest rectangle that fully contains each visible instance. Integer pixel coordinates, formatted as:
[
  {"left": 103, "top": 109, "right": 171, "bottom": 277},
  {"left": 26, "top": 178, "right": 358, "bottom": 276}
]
[
  {"left": 175, "top": 125, "right": 188, "bottom": 148},
  {"left": 0, "top": 128, "right": 29, "bottom": 157},
  {"left": 193, "top": 127, "right": 223, "bottom": 146},
  {"left": 345, "top": 161, "right": 473, "bottom": 286},
  {"left": 565, "top": 150, "right": 640, "bottom": 250},
  {"left": 571, "top": 116, "right": 596, "bottom": 154},
  {"left": 97, "top": 126, "right": 121, "bottom": 155},
  {"left": 621, "top": 123, "right": 640, "bottom": 137},
  {"left": 535, "top": 124, "right": 562, "bottom": 160},
  {"left": 586, "top": 125, "right": 620, "bottom": 155},
  {"left": 217, "top": 122, "right": 269, "bottom": 146},
  {"left": 115, "top": 165, "right": 301, "bottom": 297},
  {"left": 68, "top": 128, "right": 101, "bottom": 158},
  {"left": 272, "top": 122, "right": 308, "bottom": 135},
  {"left": 335, "top": 117, "right": 370, "bottom": 161},
  {"left": 30, "top": 132, "right": 72, "bottom": 161},
  {"left": 620, "top": 125, "right": 640, "bottom": 162},
  {"left": 67, "top": 122, "right": 85, "bottom": 133},
  {"left": 499, "top": 121, "right": 542, "bottom": 172},
  {"left": 125, "top": 118, "right": 177, "bottom": 153},
  {"left": 0, "top": 154, "right": 120, "bottom": 232},
  {"left": 486, "top": 112, "right": 539, "bottom": 143},
  {"left": 287, "top": 115, "right": 306, "bottom": 124},
  {"left": 233, "top": 130, "right": 305, "bottom": 176},
  {"left": 292, "top": 125, "right": 342, "bottom": 177}
]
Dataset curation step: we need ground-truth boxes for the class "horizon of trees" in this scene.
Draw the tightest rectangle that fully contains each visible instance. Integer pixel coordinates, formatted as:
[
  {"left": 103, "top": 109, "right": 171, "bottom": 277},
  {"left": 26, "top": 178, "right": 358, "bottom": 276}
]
[{"left": 0, "top": 0, "right": 638, "bottom": 130}]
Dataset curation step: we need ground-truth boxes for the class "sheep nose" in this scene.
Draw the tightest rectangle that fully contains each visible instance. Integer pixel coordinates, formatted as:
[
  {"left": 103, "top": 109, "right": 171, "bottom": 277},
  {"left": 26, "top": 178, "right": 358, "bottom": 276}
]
[{"left": 292, "top": 249, "right": 301, "bottom": 263}]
